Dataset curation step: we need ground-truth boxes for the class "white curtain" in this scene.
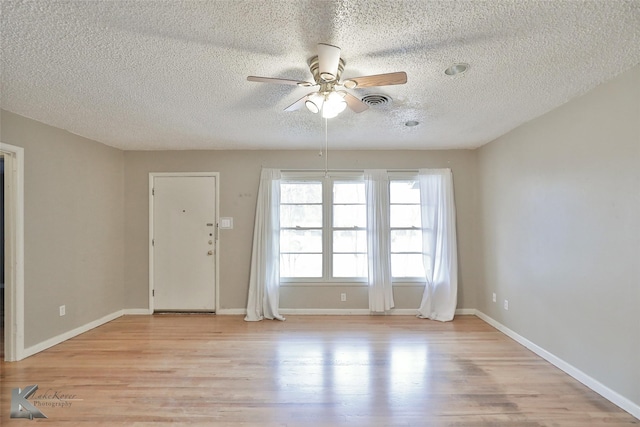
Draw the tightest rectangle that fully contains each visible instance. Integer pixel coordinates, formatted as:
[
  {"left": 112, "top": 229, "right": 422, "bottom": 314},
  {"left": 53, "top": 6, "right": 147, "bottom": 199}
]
[
  {"left": 417, "top": 168, "right": 458, "bottom": 321},
  {"left": 245, "top": 168, "right": 285, "bottom": 322},
  {"left": 365, "top": 170, "right": 395, "bottom": 312}
]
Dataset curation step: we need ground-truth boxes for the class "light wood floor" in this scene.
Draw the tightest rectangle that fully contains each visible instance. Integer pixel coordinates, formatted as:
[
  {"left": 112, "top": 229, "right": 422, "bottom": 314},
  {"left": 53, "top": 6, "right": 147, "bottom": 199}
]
[{"left": 1, "top": 315, "right": 637, "bottom": 426}]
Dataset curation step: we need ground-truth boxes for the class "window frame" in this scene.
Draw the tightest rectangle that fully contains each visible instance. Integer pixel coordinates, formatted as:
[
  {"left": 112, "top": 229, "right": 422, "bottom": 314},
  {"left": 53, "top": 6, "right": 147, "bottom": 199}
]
[
  {"left": 280, "top": 172, "right": 368, "bottom": 285},
  {"left": 388, "top": 172, "right": 427, "bottom": 284},
  {"left": 279, "top": 178, "right": 324, "bottom": 279},
  {"left": 331, "top": 178, "right": 368, "bottom": 279}
]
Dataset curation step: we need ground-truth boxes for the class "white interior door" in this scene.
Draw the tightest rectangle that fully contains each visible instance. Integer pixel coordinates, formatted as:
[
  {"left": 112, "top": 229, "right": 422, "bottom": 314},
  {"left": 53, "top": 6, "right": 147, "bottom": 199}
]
[{"left": 153, "top": 175, "right": 217, "bottom": 311}]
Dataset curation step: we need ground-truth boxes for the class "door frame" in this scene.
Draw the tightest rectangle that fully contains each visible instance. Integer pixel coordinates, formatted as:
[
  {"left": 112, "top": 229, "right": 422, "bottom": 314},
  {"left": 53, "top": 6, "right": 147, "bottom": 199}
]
[
  {"left": 1, "top": 142, "right": 25, "bottom": 361},
  {"left": 149, "top": 172, "right": 220, "bottom": 313}
]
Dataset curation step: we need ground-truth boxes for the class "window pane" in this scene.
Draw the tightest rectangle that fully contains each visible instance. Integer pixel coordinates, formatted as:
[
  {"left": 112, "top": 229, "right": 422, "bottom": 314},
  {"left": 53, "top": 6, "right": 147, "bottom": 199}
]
[
  {"left": 391, "top": 254, "right": 426, "bottom": 278},
  {"left": 390, "top": 205, "right": 421, "bottom": 228},
  {"left": 333, "top": 205, "right": 366, "bottom": 227},
  {"left": 390, "top": 181, "right": 420, "bottom": 203},
  {"left": 281, "top": 230, "right": 322, "bottom": 252},
  {"left": 333, "top": 254, "right": 368, "bottom": 277},
  {"left": 390, "top": 230, "right": 422, "bottom": 252},
  {"left": 280, "top": 205, "right": 322, "bottom": 227},
  {"left": 333, "top": 230, "right": 367, "bottom": 252},
  {"left": 333, "top": 181, "right": 365, "bottom": 203},
  {"left": 281, "top": 254, "right": 322, "bottom": 277},
  {"left": 281, "top": 182, "right": 322, "bottom": 203}
]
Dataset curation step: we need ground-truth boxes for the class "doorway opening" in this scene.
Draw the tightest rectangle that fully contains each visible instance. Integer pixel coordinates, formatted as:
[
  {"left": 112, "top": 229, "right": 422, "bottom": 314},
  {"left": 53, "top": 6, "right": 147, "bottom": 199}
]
[{"left": 1, "top": 142, "right": 25, "bottom": 361}]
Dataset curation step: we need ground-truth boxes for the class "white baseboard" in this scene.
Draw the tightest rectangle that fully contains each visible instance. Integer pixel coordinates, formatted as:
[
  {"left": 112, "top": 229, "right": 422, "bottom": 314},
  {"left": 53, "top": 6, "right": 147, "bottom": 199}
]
[
  {"left": 216, "top": 308, "right": 247, "bottom": 315},
  {"left": 123, "top": 308, "right": 152, "bottom": 315},
  {"left": 276, "top": 308, "right": 476, "bottom": 316},
  {"left": 474, "top": 310, "right": 640, "bottom": 420},
  {"left": 23, "top": 310, "right": 124, "bottom": 359},
  {"left": 387, "top": 308, "right": 418, "bottom": 315},
  {"left": 280, "top": 308, "right": 371, "bottom": 315},
  {"left": 76, "top": 308, "right": 471, "bottom": 317},
  {"left": 389, "top": 308, "right": 475, "bottom": 315}
]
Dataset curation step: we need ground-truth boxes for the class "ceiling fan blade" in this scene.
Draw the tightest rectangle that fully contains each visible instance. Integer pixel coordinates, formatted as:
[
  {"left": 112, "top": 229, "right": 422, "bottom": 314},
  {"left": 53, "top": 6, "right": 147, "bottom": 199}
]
[
  {"left": 284, "top": 93, "right": 316, "bottom": 112},
  {"left": 247, "top": 76, "right": 315, "bottom": 87},
  {"left": 317, "top": 43, "right": 341, "bottom": 81},
  {"left": 343, "top": 92, "right": 369, "bottom": 113},
  {"left": 342, "top": 71, "right": 407, "bottom": 88}
]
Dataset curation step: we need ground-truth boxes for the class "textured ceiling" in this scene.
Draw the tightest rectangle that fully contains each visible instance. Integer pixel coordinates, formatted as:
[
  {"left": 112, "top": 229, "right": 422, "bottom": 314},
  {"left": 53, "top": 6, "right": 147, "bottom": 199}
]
[{"left": 1, "top": 0, "right": 639, "bottom": 151}]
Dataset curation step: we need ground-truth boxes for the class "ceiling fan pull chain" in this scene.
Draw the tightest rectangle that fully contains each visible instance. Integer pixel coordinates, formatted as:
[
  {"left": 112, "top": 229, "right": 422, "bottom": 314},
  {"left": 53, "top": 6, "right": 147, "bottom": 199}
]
[
  {"left": 324, "top": 117, "right": 329, "bottom": 178},
  {"left": 319, "top": 112, "right": 324, "bottom": 158}
]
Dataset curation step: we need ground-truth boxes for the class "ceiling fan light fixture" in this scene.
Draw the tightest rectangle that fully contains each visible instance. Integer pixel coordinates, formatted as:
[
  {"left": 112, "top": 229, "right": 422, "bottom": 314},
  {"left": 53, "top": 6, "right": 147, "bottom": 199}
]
[
  {"left": 305, "top": 93, "right": 324, "bottom": 114},
  {"left": 322, "top": 91, "right": 347, "bottom": 118},
  {"left": 305, "top": 100, "right": 320, "bottom": 114},
  {"left": 321, "top": 107, "right": 340, "bottom": 119}
]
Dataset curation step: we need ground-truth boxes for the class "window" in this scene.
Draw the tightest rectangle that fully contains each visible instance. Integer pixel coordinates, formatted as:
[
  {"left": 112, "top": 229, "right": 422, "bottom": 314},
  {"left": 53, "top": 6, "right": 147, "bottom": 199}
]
[
  {"left": 332, "top": 181, "right": 367, "bottom": 277},
  {"left": 280, "top": 175, "right": 367, "bottom": 281},
  {"left": 280, "top": 173, "right": 427, "bottom": 282},
  {"left": 280, "top": 180, "right": 323, "bottom": 278},
  {"left": 389, "top": 179, "right": 426, "bottom": 279}
]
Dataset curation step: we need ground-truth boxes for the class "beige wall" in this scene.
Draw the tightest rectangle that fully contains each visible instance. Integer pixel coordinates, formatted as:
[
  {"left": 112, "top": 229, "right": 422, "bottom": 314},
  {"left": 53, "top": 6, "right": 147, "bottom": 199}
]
[
  {"left": 477, "top": 65, "right": 640, "bottom": 405},
  {"left": 124, "top": 149, "right": 479, "bottom": 311},
  {"left": 0, "top": 110, "right": 125, "bottom": 348}
]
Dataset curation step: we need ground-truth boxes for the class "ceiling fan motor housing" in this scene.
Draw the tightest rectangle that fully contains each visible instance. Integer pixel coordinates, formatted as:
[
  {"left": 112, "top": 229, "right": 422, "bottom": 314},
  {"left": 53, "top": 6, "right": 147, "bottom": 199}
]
[{"left": 309, "top": 55, "right": 345, "bottom": 86}]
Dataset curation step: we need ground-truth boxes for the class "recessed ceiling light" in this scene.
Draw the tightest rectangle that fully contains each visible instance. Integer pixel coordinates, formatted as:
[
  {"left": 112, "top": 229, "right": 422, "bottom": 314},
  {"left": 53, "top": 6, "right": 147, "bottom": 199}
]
[
  {"left": 444, "top": 63, "right": 469, "bottom": 76},
  {"left": 405, "top": 120, "right": 419, "bottom": 127}
]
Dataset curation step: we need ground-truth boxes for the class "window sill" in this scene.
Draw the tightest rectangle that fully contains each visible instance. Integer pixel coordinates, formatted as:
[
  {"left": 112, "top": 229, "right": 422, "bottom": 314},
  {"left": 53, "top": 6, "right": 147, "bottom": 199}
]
[
  {"left": 280, "top": 281, "right": 368, "bottom": 287},
  {"left": 279, "top": 281, "right": 426, "bottom": 287}
]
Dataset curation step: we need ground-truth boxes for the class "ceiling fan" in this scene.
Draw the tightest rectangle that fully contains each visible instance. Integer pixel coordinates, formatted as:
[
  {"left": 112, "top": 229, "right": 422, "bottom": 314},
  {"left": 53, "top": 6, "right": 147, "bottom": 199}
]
[{"left": 247, "top": 43, "right": 407, "bottom": 119}]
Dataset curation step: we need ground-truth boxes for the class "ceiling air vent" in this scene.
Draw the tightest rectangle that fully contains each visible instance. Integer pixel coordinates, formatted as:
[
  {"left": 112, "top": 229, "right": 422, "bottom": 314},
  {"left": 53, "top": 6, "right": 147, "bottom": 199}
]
[{"left": 361, "top": 94, "right": 391, "bottom": 107}]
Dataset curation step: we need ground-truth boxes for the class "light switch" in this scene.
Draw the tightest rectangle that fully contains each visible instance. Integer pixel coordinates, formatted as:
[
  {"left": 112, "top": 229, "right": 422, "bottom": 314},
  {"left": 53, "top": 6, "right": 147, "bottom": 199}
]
[{"left": 220, "top": 217, "right": 233, "bottom": 229}]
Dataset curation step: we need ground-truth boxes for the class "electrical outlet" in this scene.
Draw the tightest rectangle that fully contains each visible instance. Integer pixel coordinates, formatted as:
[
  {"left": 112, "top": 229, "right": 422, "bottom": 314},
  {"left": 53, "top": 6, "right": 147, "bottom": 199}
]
[
  {"left": 492, "top": 293, "right": 497, "bottom": 303},
  {"left": 59, "top": 305, "right": 66, "bottom": 316},
  {"left": 340, "top": 293, "right": 347, "bottom": 302},
  {"left": 503, "top": 300, "right": 509, "bottom": 310}
]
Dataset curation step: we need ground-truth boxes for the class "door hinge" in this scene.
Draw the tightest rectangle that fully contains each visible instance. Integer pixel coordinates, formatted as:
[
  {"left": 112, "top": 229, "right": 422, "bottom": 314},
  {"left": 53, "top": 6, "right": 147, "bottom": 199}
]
[
  {"left": 152, "top": 289, "right": 155, "bottom": 297},
  {"left": 152, "top": 188, "right": 155, "bottom": 196},
  {"left": 152, "top": 239, "right": 155, "bottom": 246}
]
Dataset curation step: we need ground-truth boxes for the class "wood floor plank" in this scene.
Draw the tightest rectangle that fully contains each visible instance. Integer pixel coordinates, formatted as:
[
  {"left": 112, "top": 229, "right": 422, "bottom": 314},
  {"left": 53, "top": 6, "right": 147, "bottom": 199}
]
[{"left": 0, "top": 315, "right": 637, "bottom": 426}]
